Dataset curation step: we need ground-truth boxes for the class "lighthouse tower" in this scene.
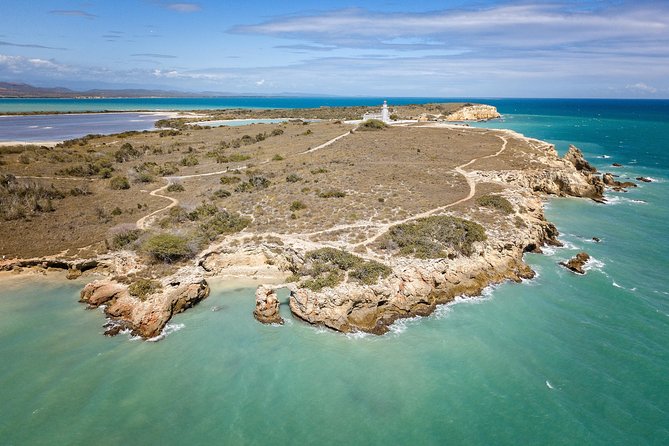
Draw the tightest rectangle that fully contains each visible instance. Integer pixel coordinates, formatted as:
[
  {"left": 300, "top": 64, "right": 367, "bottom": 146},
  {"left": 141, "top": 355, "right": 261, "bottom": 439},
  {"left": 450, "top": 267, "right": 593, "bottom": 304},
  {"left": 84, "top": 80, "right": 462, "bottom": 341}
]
[{"left": 381, "top": 100, "right": 390, "bottom": 123}]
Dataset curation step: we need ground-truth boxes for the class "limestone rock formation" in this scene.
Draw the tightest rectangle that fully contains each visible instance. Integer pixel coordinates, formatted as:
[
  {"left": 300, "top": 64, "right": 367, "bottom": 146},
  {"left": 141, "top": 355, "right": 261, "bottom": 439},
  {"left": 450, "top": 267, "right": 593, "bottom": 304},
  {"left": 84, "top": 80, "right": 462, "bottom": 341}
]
[
  {"left": 564, "top": 145, "right": 597, "bottom": 173},
  {"left": 254, "top": 285, "right": 283, "bottom": 325},
  {"left": 560, "top": 252, "right": 590, "bottom": 275},
  {"left": 80, "top": 271, "right": 209, "bottom": 339},
  {"left": 602, "top": 173, "right": 637, "bottom": 191},
  {"left": 445, "top": 104, "right": 501, "bottom": 121}
]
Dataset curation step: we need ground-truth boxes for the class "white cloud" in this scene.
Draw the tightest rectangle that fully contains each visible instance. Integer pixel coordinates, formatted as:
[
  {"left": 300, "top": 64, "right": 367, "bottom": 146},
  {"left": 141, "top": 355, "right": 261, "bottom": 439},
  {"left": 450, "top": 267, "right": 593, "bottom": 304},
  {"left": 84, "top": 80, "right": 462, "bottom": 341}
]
[
  {"left": 626, "top": 82, "right": 657, "bottom": 94},
  {"left": 231, "top": 3, "right": 669, "bottom": 53},
  {"left": 166, "top": 3, "right": 201, "bottom": 13},
  {"left": 255, "top": 79, "right": 265, "bottom": 86}
]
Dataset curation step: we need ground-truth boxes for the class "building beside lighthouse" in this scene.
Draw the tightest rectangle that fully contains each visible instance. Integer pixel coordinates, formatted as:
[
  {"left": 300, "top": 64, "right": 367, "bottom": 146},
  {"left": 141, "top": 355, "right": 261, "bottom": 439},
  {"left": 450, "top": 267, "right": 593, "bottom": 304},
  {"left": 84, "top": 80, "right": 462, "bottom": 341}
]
[{"left": 362, "top": 100, "right": 391, "bottom": 123}]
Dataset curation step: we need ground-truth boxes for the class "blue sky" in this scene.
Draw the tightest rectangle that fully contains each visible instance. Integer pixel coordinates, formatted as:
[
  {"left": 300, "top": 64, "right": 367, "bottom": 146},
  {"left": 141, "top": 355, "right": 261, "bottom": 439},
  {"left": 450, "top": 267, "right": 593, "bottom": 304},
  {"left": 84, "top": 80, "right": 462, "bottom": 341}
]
[{"left": 0, "top": 0, "right": 667, "bottom": 97}]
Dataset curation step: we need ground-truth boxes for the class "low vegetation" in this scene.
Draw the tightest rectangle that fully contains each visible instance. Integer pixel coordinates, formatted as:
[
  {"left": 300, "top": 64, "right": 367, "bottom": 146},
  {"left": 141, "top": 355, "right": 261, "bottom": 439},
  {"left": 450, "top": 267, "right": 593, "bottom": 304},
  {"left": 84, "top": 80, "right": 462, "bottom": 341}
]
[
  {"left": 143, "top": 233, "right": 194, "bottom": 263},
  {"left": 128, "top": 278, "right": 162, "bottom": 301},
  {"left": 476, "top": 194, "right": 514, "bottom": 214},
  {"left": 382, "top": 215, "right": 487, "bottom": 258},
  {"left": 358, "top": 119, "right": 387, "bottom": 131},
  {"left": 166, "top": 183, "right": 185, "bottom": 192},
  {"left": 0, "top": 174, "right": 65, "bottom": 220},
  {"left": 295, "top": 248, "right": 392, "bottom": 291}
]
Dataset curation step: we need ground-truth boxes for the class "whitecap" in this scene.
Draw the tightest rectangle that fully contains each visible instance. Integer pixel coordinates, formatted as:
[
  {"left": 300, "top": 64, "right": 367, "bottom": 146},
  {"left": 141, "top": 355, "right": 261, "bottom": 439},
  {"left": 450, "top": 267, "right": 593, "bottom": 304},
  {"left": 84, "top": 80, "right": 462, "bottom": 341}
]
[
  {"left": 388, "top": 315, "right": 423, "bottom": 335},
  {"left": 597, "top": 155, "right": 611, "bottom": 159},
  {"left": 345, "top": 330, "right": 371, "bottom": 340},
  {"left": 605, "top": 196, "right": 646, "bottom": 206},
  {"left": 42, "top": 126, "right": 53, "bottom": 129},
  {"left": 146, "top": 323, "right": 185, "bottom": 342},
  {"left": 546, "top": 380, "right": 554, "bottom": 389},
  {"left": 28, "top": 125, "right": 39, "bottom": 129},
  {"left": 583, "top": 257, "right": 605, "bottom": 272},
  {"left": 612, "top": 282, "right": 623, "bottom": 289}
]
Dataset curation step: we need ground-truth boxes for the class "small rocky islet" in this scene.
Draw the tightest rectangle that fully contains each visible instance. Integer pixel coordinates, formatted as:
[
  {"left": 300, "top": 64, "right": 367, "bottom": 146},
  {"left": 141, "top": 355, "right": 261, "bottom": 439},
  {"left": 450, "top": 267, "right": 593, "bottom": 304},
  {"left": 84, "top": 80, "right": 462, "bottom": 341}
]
[{"left": 0, "top": 103, "right": 643, "bottom": 339}]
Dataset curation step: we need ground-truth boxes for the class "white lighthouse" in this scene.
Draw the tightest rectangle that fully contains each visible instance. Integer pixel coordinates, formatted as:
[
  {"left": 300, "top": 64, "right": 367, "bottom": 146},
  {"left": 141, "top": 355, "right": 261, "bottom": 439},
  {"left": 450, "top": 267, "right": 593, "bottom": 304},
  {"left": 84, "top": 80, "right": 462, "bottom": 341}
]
[
  {"left": 381, "top": 100, "right": 390, "bottom": 123},
  {"left": 362, "top": 100, "right": 392, "bottom": 123}
]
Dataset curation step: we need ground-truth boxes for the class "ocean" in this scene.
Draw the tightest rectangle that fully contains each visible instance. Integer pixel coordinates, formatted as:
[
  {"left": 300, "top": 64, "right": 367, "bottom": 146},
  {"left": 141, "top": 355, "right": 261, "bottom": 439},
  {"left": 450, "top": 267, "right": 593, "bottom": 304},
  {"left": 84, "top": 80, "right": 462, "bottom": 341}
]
[{"left": 0, "top": 99, "right": 667, "bottom": 445}]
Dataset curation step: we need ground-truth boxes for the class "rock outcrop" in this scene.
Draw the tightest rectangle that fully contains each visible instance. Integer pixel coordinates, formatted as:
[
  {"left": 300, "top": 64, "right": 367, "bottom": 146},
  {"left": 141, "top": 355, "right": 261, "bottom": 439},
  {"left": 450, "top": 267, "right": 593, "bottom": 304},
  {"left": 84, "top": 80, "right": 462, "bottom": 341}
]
[
  {"left": 80, "top": 270, "right": 210, "bottom": 339},
  {"left": 636, "top": 177, "right": 653, "bottom": 183},
  {"left": 445, "top": 104, "right": 501, "bottom": 121},
  {"left": 254, "top": 286, "right": 283, "bottom": 325},
  {"left": 560, "top": 252, "right": 590, "bottom": 275},
  {"left": 278, "top": 136, "right": 605, "bottom": 335},
  {"left": 564, "top": 145, "right": 596, "bottom": 173},
  {"left": 602, "top": 173, "right": 636, "bottom": 191}
]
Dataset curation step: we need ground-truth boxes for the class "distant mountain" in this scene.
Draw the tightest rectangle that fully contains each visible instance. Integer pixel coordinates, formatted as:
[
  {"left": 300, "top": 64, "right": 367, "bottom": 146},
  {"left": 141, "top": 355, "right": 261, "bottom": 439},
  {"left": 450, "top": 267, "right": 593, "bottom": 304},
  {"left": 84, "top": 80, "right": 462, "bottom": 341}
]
[
  {"left": 0, "top": 82, "right": 204, "bottom": 98},
  {"left": 0, "top": 82, "right": 337, "bottom": 99}
]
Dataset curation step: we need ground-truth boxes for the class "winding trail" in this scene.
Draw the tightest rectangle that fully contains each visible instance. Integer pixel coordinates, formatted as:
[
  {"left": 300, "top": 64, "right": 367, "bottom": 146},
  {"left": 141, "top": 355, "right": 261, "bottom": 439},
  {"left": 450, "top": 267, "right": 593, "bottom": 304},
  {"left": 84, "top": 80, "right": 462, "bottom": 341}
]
[
  {"left": 135, "top": 129, "right": 353, "bottom": 230},
  {"left": 302, "top": 131, "right": 352, "bottom": 154},
  {"left": 136, "top": 183, "right": 180, "bottom": 230},
  {"left": 134, "top": 127, "right": 511, "bottom": 242},
  {"left": 353, "top": 133, "right": 509, "bottom": 247}
]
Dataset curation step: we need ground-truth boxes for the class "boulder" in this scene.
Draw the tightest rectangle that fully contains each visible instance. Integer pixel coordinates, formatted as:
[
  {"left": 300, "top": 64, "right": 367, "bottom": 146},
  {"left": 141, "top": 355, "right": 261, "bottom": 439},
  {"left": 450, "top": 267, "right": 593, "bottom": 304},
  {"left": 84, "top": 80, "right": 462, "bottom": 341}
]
[
  {"left": 564, "top": 145, "right": 596, "bottom": 173},
  {"left": 636, "top": 177, "right": 653, "bottom": 183},
  {"left": 254, "top": 286, "right": 283, "bottom": 325},
  {"left": 559, "top": 252, "right": 590, "bottom": 275}
]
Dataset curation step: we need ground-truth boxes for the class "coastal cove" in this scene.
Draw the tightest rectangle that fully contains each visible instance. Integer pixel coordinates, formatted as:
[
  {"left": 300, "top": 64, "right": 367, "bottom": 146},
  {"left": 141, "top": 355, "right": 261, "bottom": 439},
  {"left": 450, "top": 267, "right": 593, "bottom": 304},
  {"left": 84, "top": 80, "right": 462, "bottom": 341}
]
[{"left": 1, "top": 100, "right": 668, "bottom": 444}]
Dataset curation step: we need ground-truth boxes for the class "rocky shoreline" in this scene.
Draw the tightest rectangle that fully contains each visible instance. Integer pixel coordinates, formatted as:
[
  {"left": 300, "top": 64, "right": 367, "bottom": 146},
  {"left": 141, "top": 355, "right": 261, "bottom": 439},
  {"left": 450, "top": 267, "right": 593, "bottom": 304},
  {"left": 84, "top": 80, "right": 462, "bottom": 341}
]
[{"left": 0, "top": 123, "right": 640, "bottom": 340}]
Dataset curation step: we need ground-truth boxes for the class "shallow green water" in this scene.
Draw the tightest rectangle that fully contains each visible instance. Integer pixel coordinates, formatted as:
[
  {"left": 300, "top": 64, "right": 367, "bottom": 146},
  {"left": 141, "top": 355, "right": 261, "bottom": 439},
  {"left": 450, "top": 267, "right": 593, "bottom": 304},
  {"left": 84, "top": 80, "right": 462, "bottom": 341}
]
[{"left": 1, "top": 100, "right": 668, "bottom": 445}]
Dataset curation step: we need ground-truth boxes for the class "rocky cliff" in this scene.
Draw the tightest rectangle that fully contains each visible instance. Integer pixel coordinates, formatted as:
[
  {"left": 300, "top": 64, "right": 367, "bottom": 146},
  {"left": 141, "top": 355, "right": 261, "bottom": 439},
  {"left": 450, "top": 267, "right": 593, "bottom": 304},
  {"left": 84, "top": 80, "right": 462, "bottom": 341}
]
[
  {"left": 280, "top": 141, "right": 605, "bottom": 334},
  {"left": 80, "top": 269, "right": 209, "bottom": 338},
  {"left": 445, "top": 104, "right": 501, "bottom": 121}
]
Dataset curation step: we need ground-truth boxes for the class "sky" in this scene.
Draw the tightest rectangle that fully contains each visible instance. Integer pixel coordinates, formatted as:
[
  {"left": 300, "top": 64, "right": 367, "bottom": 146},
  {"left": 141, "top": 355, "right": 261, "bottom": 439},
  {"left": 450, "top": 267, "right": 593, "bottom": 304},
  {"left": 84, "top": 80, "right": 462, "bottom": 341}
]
[{"left": 0, "top": 0, "right": 668, "bottom": 97}]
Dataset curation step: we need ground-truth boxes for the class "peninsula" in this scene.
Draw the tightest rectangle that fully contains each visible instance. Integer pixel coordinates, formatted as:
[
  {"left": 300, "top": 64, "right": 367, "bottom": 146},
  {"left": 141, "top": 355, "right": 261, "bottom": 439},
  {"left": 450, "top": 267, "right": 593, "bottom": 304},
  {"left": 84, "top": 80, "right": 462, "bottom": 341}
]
[{"left": 0, "top": 103, "right": 618, "bottom": 338}]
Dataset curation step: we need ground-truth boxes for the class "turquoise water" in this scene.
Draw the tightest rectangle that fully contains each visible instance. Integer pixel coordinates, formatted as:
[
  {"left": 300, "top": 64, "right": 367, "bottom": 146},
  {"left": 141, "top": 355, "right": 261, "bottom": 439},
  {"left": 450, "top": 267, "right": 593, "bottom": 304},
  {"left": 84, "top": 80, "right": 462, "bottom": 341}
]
[{"left": 1, "top": 100, "right": 668, "bottom": 445}]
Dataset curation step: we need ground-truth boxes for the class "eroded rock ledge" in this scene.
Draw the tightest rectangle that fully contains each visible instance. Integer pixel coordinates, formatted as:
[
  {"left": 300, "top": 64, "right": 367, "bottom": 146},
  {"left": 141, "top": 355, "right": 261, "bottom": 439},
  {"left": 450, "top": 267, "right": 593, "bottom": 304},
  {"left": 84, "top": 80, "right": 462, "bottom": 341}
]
[
  {"left": 238, "top": 141, "right": 607, "bottom": 335},
  {"left": 80, "top": 269, "right": 209, "bottom": 338}
]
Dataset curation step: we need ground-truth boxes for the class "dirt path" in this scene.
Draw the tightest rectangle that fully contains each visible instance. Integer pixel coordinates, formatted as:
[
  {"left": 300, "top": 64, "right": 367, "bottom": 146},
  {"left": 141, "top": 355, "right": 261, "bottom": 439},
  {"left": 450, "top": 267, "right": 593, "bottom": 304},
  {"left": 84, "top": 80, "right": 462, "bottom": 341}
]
[
  {"left": 134, "top": 128, "right": 510, "bottom": 240},
  {"left": 302, "top": 131, "right": 352, "bottom": 154},
  {"left": 352, "top": 133, "right": 509, "bottom": 247},
  {"left": 135, "top": 182, "right": 179, "bottom": 230}
]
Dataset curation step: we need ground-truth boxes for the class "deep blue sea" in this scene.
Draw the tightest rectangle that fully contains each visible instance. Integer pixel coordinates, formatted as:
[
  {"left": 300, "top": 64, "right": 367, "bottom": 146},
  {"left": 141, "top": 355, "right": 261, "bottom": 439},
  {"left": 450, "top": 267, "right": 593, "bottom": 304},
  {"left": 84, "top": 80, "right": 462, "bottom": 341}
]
[{"left": 0, "top": 98, "right": 667, "bottom": 445}]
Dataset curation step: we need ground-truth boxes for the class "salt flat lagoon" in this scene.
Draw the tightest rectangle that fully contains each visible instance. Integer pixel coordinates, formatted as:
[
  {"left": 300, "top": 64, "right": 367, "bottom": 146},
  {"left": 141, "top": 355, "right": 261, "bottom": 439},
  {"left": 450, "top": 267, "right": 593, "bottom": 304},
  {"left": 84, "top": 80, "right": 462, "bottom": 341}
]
[{"left": 0, "top": 99, "right": 667, "bottom": 445}]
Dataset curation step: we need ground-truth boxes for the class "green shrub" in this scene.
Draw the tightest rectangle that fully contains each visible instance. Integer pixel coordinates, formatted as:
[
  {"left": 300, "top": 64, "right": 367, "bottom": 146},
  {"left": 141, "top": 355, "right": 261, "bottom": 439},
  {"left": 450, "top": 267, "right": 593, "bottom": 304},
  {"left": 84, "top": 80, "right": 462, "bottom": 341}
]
[
  {"left": 187, "top": 203, "right": 219, "bottom": 221},
  {"left": 235, "top": 175, "right": 270, "bottom": 192},
  {"left": 290, "top": 200, "right": 307, "bottom": 211},
  {"left": 111, "top": 207, "right": 123, "bottom": 216},
  {"left": 134, "top": 172, "right": 155, "bottom": 183},
  {"left": 220, "top": 176, "right": 241, "bottom": 185},
  {"left": 128, "top": 279, "right": 162, "bottom": 301},
  {"left": 158, "top": 162, "right": 179, "bottom": 176},
  {"left": 0, "top": 175, "right": 67, "bottom": 220},
  {"left": 272, "top": 154, "right": 285, "bottom": 161},
  {"left": 384, "top": 215, "right": 487, "bottom": 258},
  {"left": 143, "top": 234, "right": 193, "bottom": 262},
  {"left": 179, "top": 154, "right": 199, "bottom": 166},
  {"left": 302, "top": 272, "right": 342, "bottom": 292},
  {"left": 18, "top": 153, "right": 31, "bottom": 164},
  {"left": 110, "top": 228, "right": 142, "bottom": 249},
  {"left": 271, "top": 128, "right": 284, "bottom": 136},
  {"left": 167, "top": 183, "right": 185, "bottom": 192},
  {"left": 213, "top": 188, "right": 231, "bottom": 198},
  {"left": 114, "top": 143, "right": 142, "bottom": 162},
  {"left": 286, "top": 173, "right": 302, "bottom": 183},
  {"left": 349, "top": 260, "right": 392, "bottom": 285},
  {"left": 310, "top": 167, "right": 328, "bottom": 174},
  {"left": 302, "top": 129, "right": 313, "bottom": 136},
  {"left": 228, "top": 153, "right": 251, "bottom": 162},
  {"left": 198, "top": 210, "right": 251, "bottom": 241},
  {"left": 476, "top": 194, "right": 514, "bottom": 214},
  {"left": 109, "top": 175, "right": 130, "bottom": 190},
  {"left": 318, "top": 190, "right": 346, "bottom": 198},
  {"left": 358, "top": 119, "right": 387, "bottom": 131},
  {"left": 296, "top": 248, "right": 391, "bottom": 290}
]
